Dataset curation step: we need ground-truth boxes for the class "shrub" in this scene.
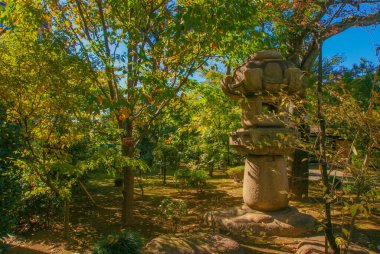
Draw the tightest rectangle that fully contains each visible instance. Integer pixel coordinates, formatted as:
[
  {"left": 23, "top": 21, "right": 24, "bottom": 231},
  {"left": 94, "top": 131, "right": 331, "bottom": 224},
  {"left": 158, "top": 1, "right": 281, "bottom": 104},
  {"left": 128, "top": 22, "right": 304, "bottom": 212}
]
[
  {"left": 187, "top": 170, "right": 209, "bottom": 193},
  {"left": 92, "top": 230, "right": 142, "bottom": 254},
  {"left": 0, "top": 108, "right": 22, "bottom": 236},
  {"left": 158, "top": 198, "right": 188, "bottom": 232},
  {"left": 173, "top": 168, "right": 209, "bottom": 193},
  {"left": 226, "top": 166, "right": 244, "bottom": 183},
  {"left": 173, "top": 168, "right": 190, "bottom": 192},
  {"left": 15, "top": 192, "right": 62, "bottom": 233},
  {"left": 0, "top": 168, "right": 22, "bottom": 236}
]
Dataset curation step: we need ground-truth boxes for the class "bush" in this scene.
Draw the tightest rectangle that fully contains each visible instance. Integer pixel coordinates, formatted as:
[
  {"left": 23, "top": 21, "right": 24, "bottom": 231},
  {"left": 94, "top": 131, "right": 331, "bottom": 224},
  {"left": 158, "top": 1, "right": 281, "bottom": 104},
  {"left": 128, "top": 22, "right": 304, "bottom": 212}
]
[
  {"left": 173, "top": 168, "right": 209, "bottom": 193},
  {"left": 173, "top": 168, "right": 191, "bottom": 192},
  {"left": 188, "top": 170, "right": 209, "bottom": 193},
  {"left": 0, "top": 108, "right": 22, "bottom": 236},
  {"left": 0, "top": 168, "right": 22, "bottom": 236},
  {"left": 158, "top": 198, "right": 188, "bottom": 232},
  {"left": 15, "top": 192, "right": 62, "bottom": 233},
  {"left": 92, "top": 230, "right": 142, "bottom": 254},
  {"left": 226, "top": 166, "right": 244, "bottom": 183}
]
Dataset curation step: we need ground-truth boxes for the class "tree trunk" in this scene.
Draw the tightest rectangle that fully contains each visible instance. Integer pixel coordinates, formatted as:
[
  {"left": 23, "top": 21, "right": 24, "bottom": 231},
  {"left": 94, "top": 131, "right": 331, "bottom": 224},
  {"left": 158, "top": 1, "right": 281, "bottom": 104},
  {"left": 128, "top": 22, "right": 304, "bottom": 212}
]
[
  {"left": 121, "top": 165, "right": 134, "bottom": 225},
  {"left": 138, "top": 168, "right": 144, "bottom": 198},
  {"left": 163, "top": 168, "right": 167, "bottom": 185},
  {"left": 63, "top": 198, "right": 70, "bottom": 239},
  {"left": 227, "top": 139, "right": 230, "bottom": 167},
  {"left": 121, "top": 136, "right": 135, "bottom": 226}
]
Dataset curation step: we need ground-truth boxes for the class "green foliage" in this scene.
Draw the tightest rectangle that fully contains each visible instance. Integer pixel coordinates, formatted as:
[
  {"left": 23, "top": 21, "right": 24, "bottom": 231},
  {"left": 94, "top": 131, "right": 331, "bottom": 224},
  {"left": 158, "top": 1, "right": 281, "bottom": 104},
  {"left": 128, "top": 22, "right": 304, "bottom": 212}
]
[
  {"left": 0, "top": 107, "right": 21, "bottom": 236},
  {"left": 343, "top": 179, "right": 373, "bottom": 195},
  {"left": 173, "top": 167, "right": 209, "bottom": 193},
  {"left": 293, "top": 60, "right": 380, "bottom": 250},
  {"left": 14, "top": 192, "right": 62, "bottom": 233},
  {"left": 226, "top": 166, "right": 245, "bottom": 183},
  {"left": 153, "top": 144, "right": 180, "bottom": 170},
  {"left": 153, "top": 144, "right": 180, "bottom": 173},
  {"left": 173, "top": 168, "right": 191, "bottom": 192},
  {"left": 92, "top": 230, "right": 142, "bottom": 254},
  {"left": 187, "top": 168, "right": 210, "bottom": 193},
  {"left": 0, "top": 240, "right": 9, "bottom": 253},
  {"left": 158, "top": 198, "right": 188, "bottom": 232},
  {"left": 156, "top": 72, "right": 242, "bottom": 175},
  {"left": 95, "top": 145, "right": 150, "bottom": 176}
]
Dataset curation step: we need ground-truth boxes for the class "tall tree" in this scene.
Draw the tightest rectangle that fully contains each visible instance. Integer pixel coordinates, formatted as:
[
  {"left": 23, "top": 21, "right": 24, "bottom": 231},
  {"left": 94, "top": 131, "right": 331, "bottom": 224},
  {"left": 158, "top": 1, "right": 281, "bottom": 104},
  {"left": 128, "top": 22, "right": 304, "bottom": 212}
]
[
  {"left": 21, "top": 0, "right": 260, "bottom": 225},
  {"left": 0, "top": 5, "right": 97, "bottom": 237}
]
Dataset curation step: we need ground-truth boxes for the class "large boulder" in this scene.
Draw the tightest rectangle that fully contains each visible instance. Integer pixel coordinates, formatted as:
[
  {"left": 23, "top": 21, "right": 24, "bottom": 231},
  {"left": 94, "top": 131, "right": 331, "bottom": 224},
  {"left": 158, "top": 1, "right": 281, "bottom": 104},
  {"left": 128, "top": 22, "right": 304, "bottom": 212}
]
[{"left": 143, "top": 233, "right": 244, "bottom": 254}]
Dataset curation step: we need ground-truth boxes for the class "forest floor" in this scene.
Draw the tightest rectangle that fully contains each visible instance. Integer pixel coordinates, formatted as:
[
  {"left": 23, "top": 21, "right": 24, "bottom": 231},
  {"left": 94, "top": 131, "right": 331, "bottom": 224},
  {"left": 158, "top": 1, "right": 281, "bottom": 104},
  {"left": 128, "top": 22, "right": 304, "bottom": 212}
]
[{"left": 3, "top": 165, "right": 380, "bottom": 254}]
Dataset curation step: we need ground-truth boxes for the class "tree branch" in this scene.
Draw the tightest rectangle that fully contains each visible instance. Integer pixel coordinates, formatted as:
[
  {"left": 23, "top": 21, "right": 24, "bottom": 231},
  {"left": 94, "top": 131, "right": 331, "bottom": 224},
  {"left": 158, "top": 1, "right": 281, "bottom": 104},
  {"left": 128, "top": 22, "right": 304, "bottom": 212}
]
[{"left": 324, "top": 11, "right": 380, "bottom": 41}]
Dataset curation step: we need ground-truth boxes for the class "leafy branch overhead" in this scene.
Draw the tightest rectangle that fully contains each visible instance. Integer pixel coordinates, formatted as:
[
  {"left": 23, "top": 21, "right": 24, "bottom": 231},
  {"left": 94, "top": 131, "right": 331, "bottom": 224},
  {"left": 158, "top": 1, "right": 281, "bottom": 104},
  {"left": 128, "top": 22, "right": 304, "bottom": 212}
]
[{"left": 255, "top": 0, "right": 380, "bottom": 71}]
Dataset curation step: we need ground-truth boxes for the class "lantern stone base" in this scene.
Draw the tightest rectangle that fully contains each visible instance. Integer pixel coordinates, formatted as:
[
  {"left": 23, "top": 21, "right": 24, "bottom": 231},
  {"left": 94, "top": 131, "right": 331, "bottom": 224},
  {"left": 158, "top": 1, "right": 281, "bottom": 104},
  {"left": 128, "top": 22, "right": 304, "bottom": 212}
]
[{"left": 204, "top": 205, "right": 315, "bottom": 237}]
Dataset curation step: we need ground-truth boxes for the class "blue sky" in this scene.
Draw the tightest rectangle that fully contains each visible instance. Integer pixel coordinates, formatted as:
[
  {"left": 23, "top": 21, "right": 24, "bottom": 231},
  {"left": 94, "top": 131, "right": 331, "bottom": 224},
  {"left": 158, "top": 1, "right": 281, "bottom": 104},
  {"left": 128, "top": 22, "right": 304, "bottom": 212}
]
[{"left": 323, "top": 25, "right": 380, "bottom": 67}]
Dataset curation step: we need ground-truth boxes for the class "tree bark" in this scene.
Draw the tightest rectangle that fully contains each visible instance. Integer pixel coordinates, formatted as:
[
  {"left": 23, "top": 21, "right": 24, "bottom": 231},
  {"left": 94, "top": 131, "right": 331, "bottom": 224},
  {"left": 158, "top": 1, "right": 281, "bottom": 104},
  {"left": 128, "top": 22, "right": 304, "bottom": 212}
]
[
  {"left": 121, "top": 165, "right": 134, "bottom": 225},
  {"left": 121, "top": 136, "right": 135, "bottom": 226},
  {"left": 63, "top": 198, "right": 70, "bottom": 239},
  {"left": 209, "top": 167, "right": 213, "bottom": 177},
  {"left": 163, "top": 168, "right": 167, "bottom": 185}
]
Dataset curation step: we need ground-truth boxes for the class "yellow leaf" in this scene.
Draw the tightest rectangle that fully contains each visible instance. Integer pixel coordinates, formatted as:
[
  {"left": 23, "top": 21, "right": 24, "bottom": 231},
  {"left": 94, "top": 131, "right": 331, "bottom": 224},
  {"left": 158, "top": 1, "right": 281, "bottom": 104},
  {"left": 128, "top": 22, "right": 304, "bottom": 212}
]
[{"left": 352, "top": 145, "right": 358, "bottom": 156}]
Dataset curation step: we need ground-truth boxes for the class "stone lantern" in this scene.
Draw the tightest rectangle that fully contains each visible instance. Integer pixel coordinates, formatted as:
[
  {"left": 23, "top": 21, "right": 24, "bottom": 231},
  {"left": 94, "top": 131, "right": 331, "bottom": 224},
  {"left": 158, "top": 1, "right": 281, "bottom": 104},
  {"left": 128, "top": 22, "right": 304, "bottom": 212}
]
[
  {"left": 222, "top": 50, "right": 306, "bottom": 211},
  {"left": 205, "top": 50, "right": 315, "bottom": 237}
]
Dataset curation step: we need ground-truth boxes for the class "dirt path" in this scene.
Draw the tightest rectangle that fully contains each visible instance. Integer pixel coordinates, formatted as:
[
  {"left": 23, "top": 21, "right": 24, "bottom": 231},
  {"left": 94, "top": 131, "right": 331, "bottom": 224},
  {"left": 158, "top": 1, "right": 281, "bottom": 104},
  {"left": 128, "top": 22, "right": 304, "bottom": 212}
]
[{"left": 3, "top": 169, "right": 380, "bottom": 253}]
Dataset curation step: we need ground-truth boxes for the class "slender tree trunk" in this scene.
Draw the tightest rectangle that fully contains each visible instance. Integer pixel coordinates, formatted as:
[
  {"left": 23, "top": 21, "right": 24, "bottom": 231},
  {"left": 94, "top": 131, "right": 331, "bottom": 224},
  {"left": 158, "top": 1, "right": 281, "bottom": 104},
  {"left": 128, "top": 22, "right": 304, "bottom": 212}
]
[
  {"left": 227, "top": 139, "right": 230, "bottom": 167},
  {"left": 317, "top": 40, "right": 339, "bottom": 254},
  {"left": 121, "top": 165, "right": 134, "bottom": 225},
  {"left": 138, "top": 168, "right": 144, "bottom": 198},
  {"left": 163, "top": 168, "right": 167, "bottom": 185},
  {"left": 121, "top": 136, "right": 135, "bottom": 225},
  {"left": 63, "top": 198, "right": 70, "bottom": 239}
]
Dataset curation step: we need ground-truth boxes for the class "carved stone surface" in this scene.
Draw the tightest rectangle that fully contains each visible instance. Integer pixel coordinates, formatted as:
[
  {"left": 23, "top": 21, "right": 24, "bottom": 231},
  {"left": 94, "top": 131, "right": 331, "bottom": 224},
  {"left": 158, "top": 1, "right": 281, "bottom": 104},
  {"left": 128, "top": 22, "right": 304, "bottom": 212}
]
[
  {"left": 221, "top": 51, "right": 306, "bottom": 99},
  {"left": 251, "top": 50, "right": 282, "bottom": 60},
  {"left": 240, "top": 98, "right": 285, "bottom": 128},
  {"left": 243, "top": 156, "right": 289, "bottom": 211}
]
